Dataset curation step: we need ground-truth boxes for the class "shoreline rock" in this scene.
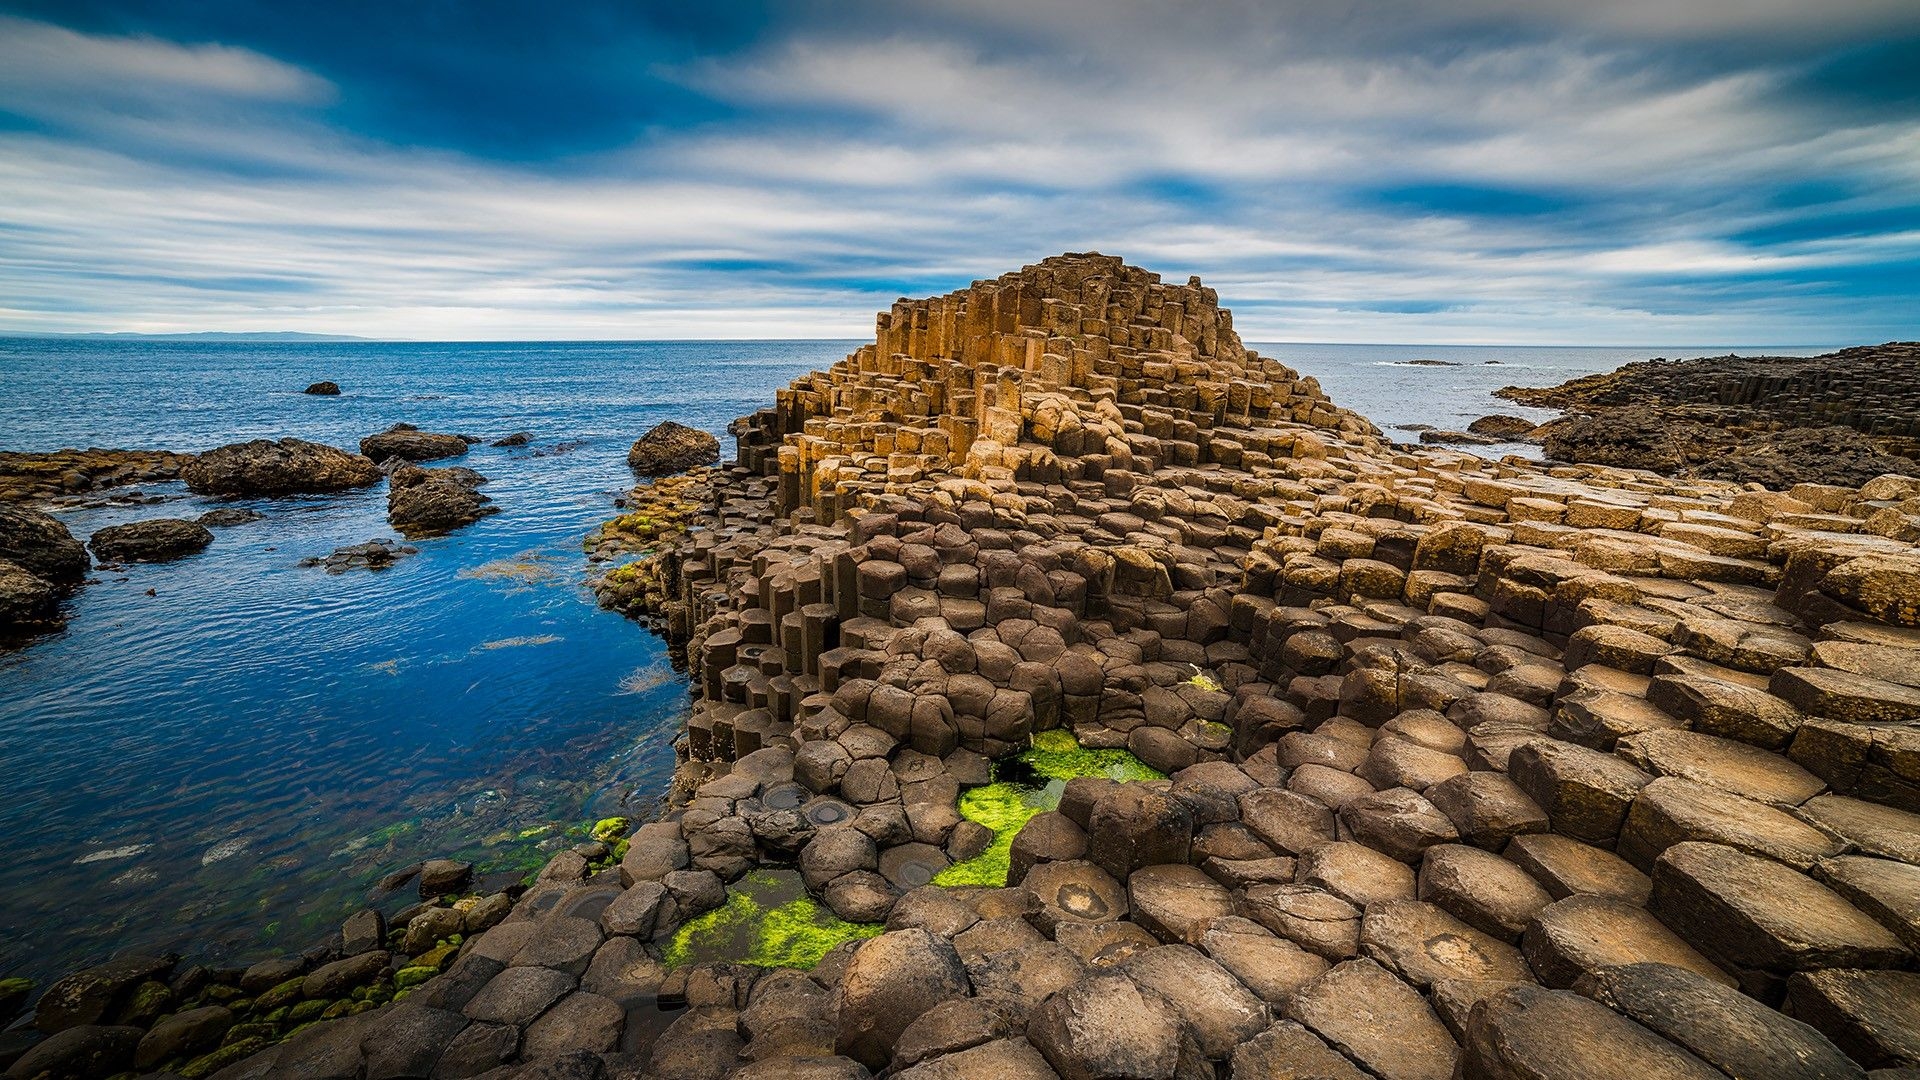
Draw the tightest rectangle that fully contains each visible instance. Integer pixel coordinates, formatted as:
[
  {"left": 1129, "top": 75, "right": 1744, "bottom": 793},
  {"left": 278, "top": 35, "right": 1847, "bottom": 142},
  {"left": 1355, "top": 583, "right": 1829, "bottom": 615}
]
[
  {"left": 386, "top": 465, "right": 496, "bottom": 536},
  {"left": 360, "top": 423, "right": 472, "bottom": 465},
  {"left": 87, "top": 519, "right": 213, "bottom": 563},
  {"left": 628, "top": 421, "right": 720, "bottom": 476},
  {"left": 0, "top": 504, "right": 89, "bottom": 637},
  {"left": 0, "top": 449, "right": 195, "bottom": 503},
  {"left": 182, "top": 438, "right": 380, "bottom": 497},
  {"left": 1501, "top": 343, "right": 1920, "bottom": 487}
]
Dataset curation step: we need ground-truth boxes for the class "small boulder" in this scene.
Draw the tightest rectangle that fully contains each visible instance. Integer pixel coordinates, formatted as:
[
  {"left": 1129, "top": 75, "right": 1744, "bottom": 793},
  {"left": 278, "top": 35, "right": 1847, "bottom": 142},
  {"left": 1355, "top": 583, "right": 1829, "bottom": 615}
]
[
  {"left": 0, "top": 504, "right": 90, "bottom": 586},
  {"left": 628, "top": 421, "right": 720, "bottom": 476},
  {"left": 359, "top": 423, "right": 470, "bottom": 464},
  {"left": 834, "top": 928, "right": 971, "bottom": 1068},
  {"left": 387, "top": 465, "right": 496, "bottom": 536},
  {"left": 303, "top": 381, "right": 342, "bottom": 395},
  {"left": 87, "top": 519, "right": 212, "bottom": 563}
]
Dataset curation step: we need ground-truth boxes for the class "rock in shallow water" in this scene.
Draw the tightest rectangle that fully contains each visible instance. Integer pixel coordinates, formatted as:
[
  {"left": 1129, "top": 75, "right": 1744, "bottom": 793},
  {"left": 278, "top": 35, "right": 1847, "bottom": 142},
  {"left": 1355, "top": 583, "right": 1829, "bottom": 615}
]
[
  {"left": 386, "top": 464, "right": 496, "bottom": 536},
  {"left": 628, "top": 421, "right": 720, "bottom": 476},
  {"left": 300, "top": 537, "right": 417, "bottom": 573},
  {"left": 303, "top": 381, "right": 341, "bottom": 395},
  {"left": 182, "top": 437, "right": 380, "bottom": 496},
  {"left": 87, "top": 518, "right": 212, "bottom": 563},
  {"left": 360, "top": 423, "right": 471, "bottom": 464}
]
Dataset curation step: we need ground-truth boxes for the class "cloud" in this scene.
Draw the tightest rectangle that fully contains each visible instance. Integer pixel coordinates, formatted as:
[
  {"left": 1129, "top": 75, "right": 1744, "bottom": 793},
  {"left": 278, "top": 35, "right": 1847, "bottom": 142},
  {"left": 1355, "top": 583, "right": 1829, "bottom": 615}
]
[{"left": 0, "top": 3, "right": 1913, "bottom": 345}]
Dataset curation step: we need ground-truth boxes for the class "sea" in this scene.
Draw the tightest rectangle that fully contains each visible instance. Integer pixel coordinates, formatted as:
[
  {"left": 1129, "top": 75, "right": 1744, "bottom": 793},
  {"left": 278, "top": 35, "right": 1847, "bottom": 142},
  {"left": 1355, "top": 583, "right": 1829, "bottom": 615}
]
[{"left": 0, "top": 337, "right": 1825, "bottom": 989}]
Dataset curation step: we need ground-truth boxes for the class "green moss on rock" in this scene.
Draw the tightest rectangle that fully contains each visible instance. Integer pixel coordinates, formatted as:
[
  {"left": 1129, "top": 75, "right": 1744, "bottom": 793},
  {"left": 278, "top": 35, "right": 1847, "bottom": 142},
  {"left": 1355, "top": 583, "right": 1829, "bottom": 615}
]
[
  {"left": 662, "top": 869, "right": 882, "bottom": 971},
  {"left": 934, "top": 730, "right": 1162, "bottom": 887}
]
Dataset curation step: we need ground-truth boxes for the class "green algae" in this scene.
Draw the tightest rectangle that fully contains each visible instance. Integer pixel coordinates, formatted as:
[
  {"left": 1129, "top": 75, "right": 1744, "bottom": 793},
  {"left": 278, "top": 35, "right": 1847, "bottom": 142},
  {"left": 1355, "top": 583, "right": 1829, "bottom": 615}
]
[
  {"left": 933, "top": 730, "right": 1164, "bottom": 888},
  {"left": 662, "top": 869, "right": 882, "bottom": 971},
  {"left": 1022, "top": 728, "right": 1166, "bottom": 783}
]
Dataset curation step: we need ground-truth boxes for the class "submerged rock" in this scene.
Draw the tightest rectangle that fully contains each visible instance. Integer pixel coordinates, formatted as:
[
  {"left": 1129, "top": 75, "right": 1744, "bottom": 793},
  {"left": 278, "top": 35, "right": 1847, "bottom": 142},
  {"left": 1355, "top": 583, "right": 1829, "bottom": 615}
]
[
  {"left": 182, "top": 438, "right": 380, "bottom": 497},
  {"left": 360, "top": 423, "right": 471, "bottom": 464},
  {"left": 196, "top": 507, "right": 263, "bottom": 527},
  {"left": 492, "top": 432, "right": 532, "bottom": 448},
  {"left": 386, "top": 465, "right": 496, "bottom": 536},
  {"left": 628, "top": 421, "right": 720, "bottom": 476},
  {"left": 300, "top": 538, "right": 417, "bottom": 573},
  {"left": 88, "top": 518, "right": 213, "bottom": 563}
]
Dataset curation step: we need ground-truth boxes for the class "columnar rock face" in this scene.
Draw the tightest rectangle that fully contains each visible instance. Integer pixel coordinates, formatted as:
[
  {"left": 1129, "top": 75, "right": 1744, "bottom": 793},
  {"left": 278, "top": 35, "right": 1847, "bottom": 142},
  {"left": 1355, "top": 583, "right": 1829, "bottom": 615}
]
[{"left": 161, "top": 254, "right": 1920, "bottom": 1079}]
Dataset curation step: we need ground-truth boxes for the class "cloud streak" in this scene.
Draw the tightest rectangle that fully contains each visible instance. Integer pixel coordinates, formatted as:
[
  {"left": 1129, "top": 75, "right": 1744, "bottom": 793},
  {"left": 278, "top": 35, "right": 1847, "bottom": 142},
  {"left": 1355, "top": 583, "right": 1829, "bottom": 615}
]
[{"left": 0, "top": 1, "right": 1915, "bottom": 344}]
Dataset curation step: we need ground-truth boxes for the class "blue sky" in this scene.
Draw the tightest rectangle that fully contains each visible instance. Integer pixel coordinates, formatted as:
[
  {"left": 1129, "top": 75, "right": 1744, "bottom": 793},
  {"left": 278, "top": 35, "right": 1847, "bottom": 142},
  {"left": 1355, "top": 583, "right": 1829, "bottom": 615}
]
[{"left": 0, "top": 1, "right": 1917, "bottom": 343}]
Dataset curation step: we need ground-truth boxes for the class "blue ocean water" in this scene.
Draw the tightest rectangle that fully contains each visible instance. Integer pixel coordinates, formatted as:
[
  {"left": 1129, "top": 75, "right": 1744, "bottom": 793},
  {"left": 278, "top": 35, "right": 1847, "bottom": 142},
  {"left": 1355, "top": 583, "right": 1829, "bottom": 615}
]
[{"left": 0, "top": 337, "right": 1822, "bottom": 988}]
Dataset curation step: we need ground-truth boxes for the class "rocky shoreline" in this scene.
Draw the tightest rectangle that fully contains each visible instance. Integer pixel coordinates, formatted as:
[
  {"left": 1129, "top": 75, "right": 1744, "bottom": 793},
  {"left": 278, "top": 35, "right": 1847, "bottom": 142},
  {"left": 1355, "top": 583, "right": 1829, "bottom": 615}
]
[
  {"left": 1498, "top": 343, "right": 1920, "bottom": 488},
  {"left": 6, "top": 256, "right": 1920, "bottom": 1078}
]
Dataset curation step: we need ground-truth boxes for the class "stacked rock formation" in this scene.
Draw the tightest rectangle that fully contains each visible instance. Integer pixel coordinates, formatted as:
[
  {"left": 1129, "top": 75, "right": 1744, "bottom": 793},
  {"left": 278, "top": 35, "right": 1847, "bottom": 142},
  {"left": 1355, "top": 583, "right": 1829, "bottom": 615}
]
[{"left": 32, "top": 254, "right": 1916, "bottom": 1079}]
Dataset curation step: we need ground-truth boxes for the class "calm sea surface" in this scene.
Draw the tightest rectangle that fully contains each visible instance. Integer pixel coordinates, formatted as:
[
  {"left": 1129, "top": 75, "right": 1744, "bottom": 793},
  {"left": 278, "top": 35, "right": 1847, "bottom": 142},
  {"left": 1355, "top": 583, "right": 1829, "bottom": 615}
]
[{"left": 0, "top": 337, "right": 1821, "bottom": 988}]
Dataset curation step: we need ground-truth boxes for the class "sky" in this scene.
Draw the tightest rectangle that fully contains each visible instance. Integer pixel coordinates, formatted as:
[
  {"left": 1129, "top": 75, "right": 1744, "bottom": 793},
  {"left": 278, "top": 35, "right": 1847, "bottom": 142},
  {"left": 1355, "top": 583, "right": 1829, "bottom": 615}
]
[{"left": 0, "top": 1, "right": 1917, "bottom": 344}]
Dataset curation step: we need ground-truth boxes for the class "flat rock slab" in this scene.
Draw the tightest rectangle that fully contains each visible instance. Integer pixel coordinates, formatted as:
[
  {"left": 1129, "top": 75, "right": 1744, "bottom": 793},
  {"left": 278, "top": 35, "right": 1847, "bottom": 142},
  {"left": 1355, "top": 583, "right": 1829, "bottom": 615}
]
[
  {"left": 1417, "top": 844, "right": 1553, "bottom": 942},
  {"left": 1575, "top": 963, "right": 1864, "bottom": 1080},
  {"left": 1463, "top": 984, "right": 1723, "bottom": 1079},
  {"left": 1817, "top": 855, "right": 1920, "bottom": 951},
  {"left": 1798, "top": 795, "right": 1920, "bottom": 865},
  {"left": 462, "top": 965, "right": 576, "bottom": 1027},
  {"left": 1651, "top": 842, "right": 1911, "bottom": 992},
  {"left": 1786, "top": 968, "right": 1920, "bottom": 1070},
  {"left": 1285, "top": 959, "right": 1459, "bottom": 1080},
  {"left": 1618, "top": 728, "right": 1826, "bottom": 807},
  {"left": 1229, "top": 1020, "right": 1371, "bottom": 1080},
  {"left": 1523, "top": 894, "right": 1733, "bottom": 989},
  {"left": 1617, "top": 777, "right": 1844, "bottom": 871},
  {"left": 1503, "top": 833, "right": 1651, "bottom": 905},
  {"left": 1120, "top": 944, "right": 1270, "bottom": 1059},
  {"left": 1360, "top": 899, "right": 1534, "bottom": 990},
  {"left": 1127, "top": 864, "right": 1236, "bottom": 945}
]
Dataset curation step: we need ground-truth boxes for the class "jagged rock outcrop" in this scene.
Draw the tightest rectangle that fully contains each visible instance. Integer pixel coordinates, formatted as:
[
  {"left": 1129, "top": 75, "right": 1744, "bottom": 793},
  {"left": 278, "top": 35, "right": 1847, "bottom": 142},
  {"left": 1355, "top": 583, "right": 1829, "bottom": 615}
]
[
  {"left": 386, "top": 465, "right": 496, "bottom": 536},
  {"left": 629, "top": 421, "right": 721, "bottom": 476},
  {"left": 304, "top": 381, "right": 341, "bottom": 395},
  {"left": 1506, "top": 343, "right": 1920, "bottom": 487},
  {"left": 181, "top": 437, "right": 381, "bottom": 496},
  {"left": 359, "top": 423, "right": 472, "bottom": 465}
]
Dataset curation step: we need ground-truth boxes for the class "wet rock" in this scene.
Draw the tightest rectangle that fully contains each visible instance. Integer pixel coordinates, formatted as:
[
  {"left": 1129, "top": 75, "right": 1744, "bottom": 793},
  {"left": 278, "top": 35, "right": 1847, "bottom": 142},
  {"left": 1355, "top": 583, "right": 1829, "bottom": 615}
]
[
  {"left": 833, "top": 928, "right": 970, "bottom": 1068},
  {"left": 360, "top": 424, "right": 471, "bottom": 464},
  {"left": 628, "top": 421, "right": 721, "bottom": 476},
  {"left": 33, "top": 954, "right": 171, "bottom": 1033},
  {"left": 197, "top": 506, "right": 263, "bottom": 527},
  {"left": 301, "top": 537, "right": 418, "bottom": 572},
  {"left": 420, "top": 858, "right": 474, "bottom": 897},
  {"left": 491, "top": 432, "right": 532, "bottom": 447},
  {"left": 134, "top": 1004, "right": 233, "bottom": 1068},
  {"left": 85, "top": 518, "right": 213, "bottom": 563},
  {"left": 387, "top": 464, "right": 496, "bottom": 536},
  {"left": 304, "top": 381, "right": 342, "bottom": 395},
  {"left": 433, "top": 1020, "right": 520, "bottom": 1077},
  {"left": 341, "top": 908, "right": 385, "bottom": 956},
  {"left": 0, "top": 504, "right": 89, "bottom": 587},
  {"left": 0, "top": 558, "right": 59, "bottom": 630},
  {"left": 182, "top": 437, "right": 380, "bottom": 496},
  {"left": 303, "top": 949, "right": 390, "bottom": 998},
  {"left": 4, "top": 1024, "right": 142, "bottom": 1079}
]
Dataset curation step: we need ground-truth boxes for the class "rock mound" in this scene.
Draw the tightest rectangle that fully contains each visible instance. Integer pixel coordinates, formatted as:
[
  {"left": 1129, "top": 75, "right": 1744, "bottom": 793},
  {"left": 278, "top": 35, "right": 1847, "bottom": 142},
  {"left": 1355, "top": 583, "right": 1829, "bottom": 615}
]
[
  {"left": 628, "top": 421, "right": 720, "bottom": 476},
  {"left": 182, "top": 438, "right": 380, "bottom": 497},
  {"left": 359, "top": 424, "right": 471, "bottom": 464},
  {"left": 304, "top": 381, "right": 341, "bottom": 395},
  {"left": 88, "top": 519, "right": 213, "bottom": 563},
  {"left": 0, "top": 504, "right": 89, "bottom": 586},
  {"left": 387, "top": 465, "right": 496, "bottom": 536},
  {"left": 0, "top": 558, "right": 59, "bottom": 630}
]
